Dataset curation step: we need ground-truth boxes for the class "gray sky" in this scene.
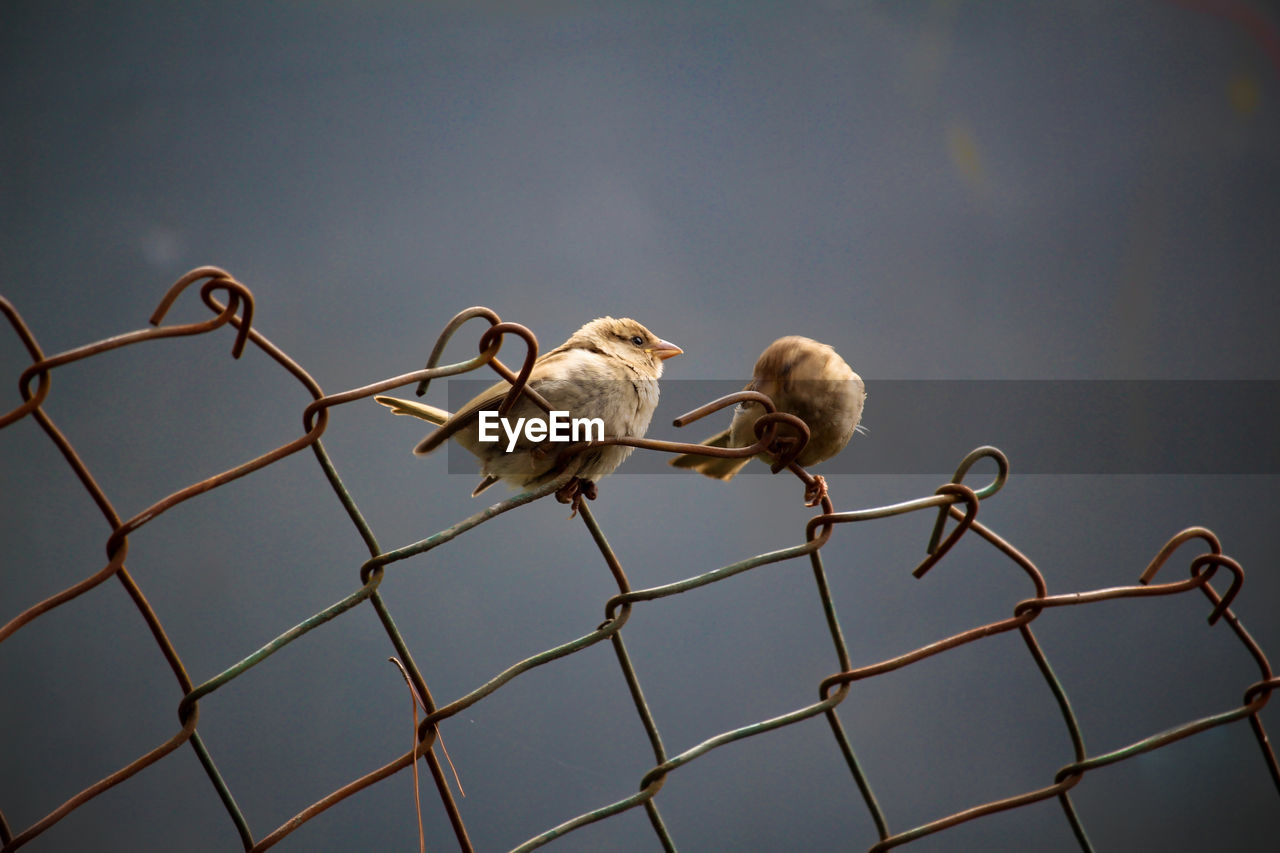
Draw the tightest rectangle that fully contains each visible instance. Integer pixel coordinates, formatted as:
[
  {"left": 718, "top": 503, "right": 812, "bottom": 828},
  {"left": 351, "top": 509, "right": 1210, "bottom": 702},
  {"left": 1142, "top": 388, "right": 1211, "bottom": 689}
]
[{"left": 3, "top": 2, "right": 1278, "bottom": 851}]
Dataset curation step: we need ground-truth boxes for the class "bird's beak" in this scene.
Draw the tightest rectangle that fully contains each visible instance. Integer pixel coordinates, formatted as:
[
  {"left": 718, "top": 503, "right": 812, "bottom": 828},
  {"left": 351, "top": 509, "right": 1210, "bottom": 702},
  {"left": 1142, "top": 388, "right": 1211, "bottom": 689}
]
[{"left": 648, "top": 339, "right": 683, "bottom": 360}]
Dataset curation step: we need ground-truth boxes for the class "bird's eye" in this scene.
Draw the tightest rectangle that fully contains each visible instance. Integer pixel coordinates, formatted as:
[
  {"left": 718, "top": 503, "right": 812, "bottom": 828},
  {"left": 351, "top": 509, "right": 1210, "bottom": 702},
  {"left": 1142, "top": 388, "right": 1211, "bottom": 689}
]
[{"left": 630, "top": 335, "right": 645, "bottom": 347}]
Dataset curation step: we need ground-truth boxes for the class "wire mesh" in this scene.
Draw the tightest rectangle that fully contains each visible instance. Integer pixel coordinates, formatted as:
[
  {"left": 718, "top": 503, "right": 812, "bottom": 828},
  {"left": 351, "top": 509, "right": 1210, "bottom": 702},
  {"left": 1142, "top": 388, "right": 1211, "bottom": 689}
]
[{"left": 2, "top": 268, "right": 1276, "bottom": 852}]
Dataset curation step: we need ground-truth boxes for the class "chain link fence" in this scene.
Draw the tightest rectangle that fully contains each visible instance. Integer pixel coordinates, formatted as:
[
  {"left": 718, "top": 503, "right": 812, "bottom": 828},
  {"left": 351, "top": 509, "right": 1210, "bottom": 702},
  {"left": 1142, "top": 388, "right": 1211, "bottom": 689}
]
[{"left": 2, "top": 268, "right": 1276, "bottom": 852}]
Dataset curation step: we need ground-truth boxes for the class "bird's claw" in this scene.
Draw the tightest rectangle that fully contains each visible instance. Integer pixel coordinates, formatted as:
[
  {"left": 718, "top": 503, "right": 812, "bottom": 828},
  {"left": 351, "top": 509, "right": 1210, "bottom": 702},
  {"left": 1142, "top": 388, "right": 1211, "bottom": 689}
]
[
  {"left": 803, "top": 475, "right": 828, "bottom": 507},
  {"left": 555, "top": 477, "right": 598, "bottom": 518}
]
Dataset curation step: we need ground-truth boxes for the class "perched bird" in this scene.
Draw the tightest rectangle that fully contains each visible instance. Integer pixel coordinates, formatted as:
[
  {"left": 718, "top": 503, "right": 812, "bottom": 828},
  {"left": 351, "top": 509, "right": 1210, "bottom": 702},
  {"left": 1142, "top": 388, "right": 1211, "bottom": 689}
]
[
  {"left": 376, "top": 317, "right": 681, "bottom": 511},
  {"left": 669, "top": 335, "right": 864, "bottom": 505}
]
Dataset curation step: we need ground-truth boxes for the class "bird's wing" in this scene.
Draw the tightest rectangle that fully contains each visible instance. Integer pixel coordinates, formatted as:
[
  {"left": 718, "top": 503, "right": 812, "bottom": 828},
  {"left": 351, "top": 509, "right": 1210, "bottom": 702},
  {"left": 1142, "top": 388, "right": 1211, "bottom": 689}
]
[
  {"left": 410, "top": 349, "right": 598, "bottom": 455},
  {"left": 381, "top": 344, "right": 597, "bottom": 456},
  {"left": 388, "top": 372, "right": 515, "bottom": 457},
  {"left": 376, "top": 389, "right": 509, "bottom": 456}
]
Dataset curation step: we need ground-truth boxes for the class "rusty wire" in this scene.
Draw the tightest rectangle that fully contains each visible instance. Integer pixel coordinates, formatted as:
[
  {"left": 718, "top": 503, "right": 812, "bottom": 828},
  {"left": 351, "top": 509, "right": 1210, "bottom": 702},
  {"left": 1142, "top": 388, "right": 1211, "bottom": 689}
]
[{"left": 1, "top": 270, "right": 1277, "bottom": 852}]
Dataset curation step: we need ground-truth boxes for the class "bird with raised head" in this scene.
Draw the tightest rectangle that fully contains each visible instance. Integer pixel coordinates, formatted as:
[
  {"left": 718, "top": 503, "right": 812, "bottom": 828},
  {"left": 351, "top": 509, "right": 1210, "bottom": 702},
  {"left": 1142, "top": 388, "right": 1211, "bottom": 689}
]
[{"left": 377, "top": 316, "right": 681, "bottom": 513}]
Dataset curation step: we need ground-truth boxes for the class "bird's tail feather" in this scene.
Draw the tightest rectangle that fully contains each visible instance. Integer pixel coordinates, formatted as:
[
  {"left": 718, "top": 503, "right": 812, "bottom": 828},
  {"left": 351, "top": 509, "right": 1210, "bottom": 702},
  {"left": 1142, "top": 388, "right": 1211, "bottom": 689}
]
[
  {"left": 669, "top": 429, "right": 754, "bottom": 481},
  {"left": 471, "top": 475, "right": 501, "bottom": 497},
  {"left": 374, "top": 395, "right": 451, "bottom": 425}
]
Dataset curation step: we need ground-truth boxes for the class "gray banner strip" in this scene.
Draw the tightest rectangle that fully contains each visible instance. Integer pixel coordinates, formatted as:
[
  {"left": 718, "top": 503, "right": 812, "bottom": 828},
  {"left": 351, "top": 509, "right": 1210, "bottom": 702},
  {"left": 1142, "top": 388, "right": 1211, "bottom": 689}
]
[{"left": 430, "top": 380, "right": 1279, "bottom": 475}]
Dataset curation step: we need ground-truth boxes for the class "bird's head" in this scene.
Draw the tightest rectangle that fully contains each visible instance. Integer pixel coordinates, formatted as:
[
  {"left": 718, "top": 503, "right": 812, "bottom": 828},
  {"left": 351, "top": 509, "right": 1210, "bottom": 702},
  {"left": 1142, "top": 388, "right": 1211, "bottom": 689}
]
[{"left": 572, "top": 316, "right": 682, "bottom": 377}]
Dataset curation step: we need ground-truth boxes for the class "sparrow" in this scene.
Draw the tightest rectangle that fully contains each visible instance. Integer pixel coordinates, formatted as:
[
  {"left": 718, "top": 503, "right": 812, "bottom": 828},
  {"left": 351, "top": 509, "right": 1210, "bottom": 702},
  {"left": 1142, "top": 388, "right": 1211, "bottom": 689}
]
[
  {"left": 669, "top": 335, "right": 863, "bottom": 505},
  {"left": 376, "top": 317, "right": 681, "bottom": 512}
]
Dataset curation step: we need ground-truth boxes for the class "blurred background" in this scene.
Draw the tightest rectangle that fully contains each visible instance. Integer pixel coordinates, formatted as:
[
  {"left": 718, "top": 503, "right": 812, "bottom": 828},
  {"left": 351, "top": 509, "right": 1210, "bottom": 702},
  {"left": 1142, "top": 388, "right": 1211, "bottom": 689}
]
[{"left": 2, "top": 2, "right": 1277, "bottom": 851}]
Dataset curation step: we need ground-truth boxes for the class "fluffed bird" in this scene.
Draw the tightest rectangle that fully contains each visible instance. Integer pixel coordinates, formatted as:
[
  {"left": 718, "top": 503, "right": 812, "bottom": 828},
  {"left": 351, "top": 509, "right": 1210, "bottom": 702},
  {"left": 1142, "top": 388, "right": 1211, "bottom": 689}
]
[
  {"left": 376, "top": 317, "right": 681, "bottom": 512},
  {"left": 669, "top": 335, "right": 863, "bottom": 505}
]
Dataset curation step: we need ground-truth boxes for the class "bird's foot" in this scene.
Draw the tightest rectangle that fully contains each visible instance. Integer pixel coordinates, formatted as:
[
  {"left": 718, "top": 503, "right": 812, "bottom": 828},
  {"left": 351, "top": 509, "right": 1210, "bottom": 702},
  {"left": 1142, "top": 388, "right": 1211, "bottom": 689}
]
[
  {"left": 803, "top": 475, "right": 828, "bottom": 507},
  {"left": 555, "top": 478, "right": 598, "bottom": 518}
]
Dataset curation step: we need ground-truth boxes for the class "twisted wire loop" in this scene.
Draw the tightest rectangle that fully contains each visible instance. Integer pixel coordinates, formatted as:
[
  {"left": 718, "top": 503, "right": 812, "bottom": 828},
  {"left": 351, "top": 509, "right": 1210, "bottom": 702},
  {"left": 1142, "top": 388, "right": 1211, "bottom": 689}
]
[{"left": 2, "top": 276, "right": 1276, "bottom": 852}]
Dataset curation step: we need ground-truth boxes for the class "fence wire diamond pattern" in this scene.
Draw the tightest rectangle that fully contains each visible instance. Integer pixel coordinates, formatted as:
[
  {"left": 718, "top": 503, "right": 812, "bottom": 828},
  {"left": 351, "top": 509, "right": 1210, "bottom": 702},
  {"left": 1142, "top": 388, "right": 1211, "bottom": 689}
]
[{"left": 2, "top": 268, "right": 1276, "bottom": 852}]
